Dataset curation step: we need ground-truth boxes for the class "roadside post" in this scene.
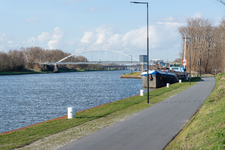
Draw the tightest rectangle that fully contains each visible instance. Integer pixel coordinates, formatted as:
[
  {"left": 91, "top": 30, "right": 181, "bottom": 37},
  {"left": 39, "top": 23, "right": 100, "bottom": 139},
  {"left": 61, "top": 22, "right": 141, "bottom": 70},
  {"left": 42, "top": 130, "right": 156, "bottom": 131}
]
[
  {"left": 140, "top": 89, "right": 145, "bottom": 96},
  {"left": 68, "top": 107, "right": 75, "bottom": 119},
  {"left": 167, "top": 83, "right": 170, "bottom": 88},
  {"left": 199, "top": 58, "right": 201, "bottom": 77}
]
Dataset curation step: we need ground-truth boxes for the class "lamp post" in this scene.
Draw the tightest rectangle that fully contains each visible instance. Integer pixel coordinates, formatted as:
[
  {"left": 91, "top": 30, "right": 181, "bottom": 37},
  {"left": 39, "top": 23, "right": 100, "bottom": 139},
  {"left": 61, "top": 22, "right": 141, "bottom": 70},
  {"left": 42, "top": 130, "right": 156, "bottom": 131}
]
[
  {"left": 182, "top": 36, "right": 187, "bottom": 70},
  {"left": 131, "top": 1, "right": 149, "bottom": 103},
  {"left": 199, "top": 58, "right": 201, "bottom": 77}
]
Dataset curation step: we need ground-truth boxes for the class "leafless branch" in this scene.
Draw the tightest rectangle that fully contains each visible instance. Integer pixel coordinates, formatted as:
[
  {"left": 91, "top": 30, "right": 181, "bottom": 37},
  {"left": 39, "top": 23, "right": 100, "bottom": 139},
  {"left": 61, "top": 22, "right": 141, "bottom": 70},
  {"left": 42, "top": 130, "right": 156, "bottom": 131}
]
[{"left": 217, "top": 0, "right": 225, "bottom": 5}]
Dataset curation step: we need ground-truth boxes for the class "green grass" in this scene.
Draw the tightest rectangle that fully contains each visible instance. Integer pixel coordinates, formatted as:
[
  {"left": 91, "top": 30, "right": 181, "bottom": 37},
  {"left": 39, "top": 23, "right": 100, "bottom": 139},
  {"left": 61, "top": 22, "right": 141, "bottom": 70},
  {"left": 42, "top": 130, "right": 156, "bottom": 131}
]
[
  {"left": 0, "top": 71, "right": 54, "bottom": 75},
  {"left": 165, "top": 74, "right": 225, "bottom": 150},
  {"left": 0, "top": 71, "right": 38, "bottom": 75},
  {"left": 0, "top": 69, "right": 117, "bottom": 75},
  {"left": 0, "top": 77, "right": 200, "bottom": 150},
  {"left": 122, "top": 71, "right": 141, "bottom": 76}
]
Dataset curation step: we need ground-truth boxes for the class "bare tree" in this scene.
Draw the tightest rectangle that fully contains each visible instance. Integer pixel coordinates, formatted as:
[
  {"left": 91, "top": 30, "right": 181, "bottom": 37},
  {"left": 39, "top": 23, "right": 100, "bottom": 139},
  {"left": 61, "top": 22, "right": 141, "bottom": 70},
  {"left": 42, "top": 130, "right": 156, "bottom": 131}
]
[
  {"left": 218, "top": 0, "right": 225, "bottom": 5},
  {"left": 0, "top": 46, "right": 106, "bottom": 71},
  {"left": 179, "top": 18, "right": 223, "bottom": 74},
  {"left": 8, "top": 50, "right": 25, "bottom": 71},
  {"left": 0, "top": 52, "right": 10, "bottom": 71}
]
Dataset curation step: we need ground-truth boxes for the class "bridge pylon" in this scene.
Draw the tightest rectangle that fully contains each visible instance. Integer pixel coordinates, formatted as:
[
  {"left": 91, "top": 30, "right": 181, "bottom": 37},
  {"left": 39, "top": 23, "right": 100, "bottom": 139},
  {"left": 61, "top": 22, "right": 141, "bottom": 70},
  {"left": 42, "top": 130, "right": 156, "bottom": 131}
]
[{"left": 53, "top": 64, "right": 59, "bottom": 73}]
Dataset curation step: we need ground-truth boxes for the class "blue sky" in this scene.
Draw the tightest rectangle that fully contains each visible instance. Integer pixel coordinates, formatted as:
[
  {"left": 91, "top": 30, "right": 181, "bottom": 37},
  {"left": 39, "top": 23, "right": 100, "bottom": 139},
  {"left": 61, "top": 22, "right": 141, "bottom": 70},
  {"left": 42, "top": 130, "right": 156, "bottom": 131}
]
[{"left": 0, "top": 0, "right": 224, "bottom": 61}]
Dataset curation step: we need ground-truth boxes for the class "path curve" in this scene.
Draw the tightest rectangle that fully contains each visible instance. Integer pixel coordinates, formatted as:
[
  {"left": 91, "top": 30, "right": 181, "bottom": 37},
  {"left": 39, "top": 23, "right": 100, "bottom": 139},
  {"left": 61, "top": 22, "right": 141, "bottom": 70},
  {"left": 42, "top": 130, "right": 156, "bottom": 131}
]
[{"left": 58, "top": 76, "right": 215, "bottom": 150}]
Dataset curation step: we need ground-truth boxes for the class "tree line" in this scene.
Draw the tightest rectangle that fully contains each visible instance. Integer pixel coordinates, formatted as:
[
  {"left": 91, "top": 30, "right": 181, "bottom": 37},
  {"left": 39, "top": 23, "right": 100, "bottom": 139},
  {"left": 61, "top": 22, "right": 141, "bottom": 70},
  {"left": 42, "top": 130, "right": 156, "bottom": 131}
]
[
  {"left": 0, "top": 47, "right": 103, "bottom": 72},
  {"left": 179, "top": 18, "right": 225, "bottom": 74}
]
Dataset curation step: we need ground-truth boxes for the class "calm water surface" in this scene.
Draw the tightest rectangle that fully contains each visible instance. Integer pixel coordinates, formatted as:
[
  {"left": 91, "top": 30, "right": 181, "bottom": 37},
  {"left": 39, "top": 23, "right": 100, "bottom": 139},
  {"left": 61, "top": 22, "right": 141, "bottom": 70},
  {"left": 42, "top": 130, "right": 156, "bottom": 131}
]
[{"left": 0, "top": 70, "right": 142, "bottom": 133}]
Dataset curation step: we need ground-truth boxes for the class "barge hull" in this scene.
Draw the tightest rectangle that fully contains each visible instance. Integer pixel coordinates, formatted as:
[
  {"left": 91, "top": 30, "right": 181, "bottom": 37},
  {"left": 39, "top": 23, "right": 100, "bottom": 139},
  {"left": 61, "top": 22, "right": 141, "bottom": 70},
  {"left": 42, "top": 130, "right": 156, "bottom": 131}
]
[{"left": 142, "top": 74, "right": 178, "bottom": 88}]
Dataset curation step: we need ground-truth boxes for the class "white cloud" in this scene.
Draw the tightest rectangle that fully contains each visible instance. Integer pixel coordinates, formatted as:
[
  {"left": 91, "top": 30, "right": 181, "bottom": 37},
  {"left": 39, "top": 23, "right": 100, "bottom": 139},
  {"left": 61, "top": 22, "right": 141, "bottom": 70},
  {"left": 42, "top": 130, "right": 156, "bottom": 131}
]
[
  {"left": 77, "top": 21, "right": 183, "bottom": 60},
  {"left": 47, "top": 27, "right": 66, "bottom": 49},
  {"left": 22, "top": 37, "right": 36, "bottom": 46},
  {"left": 0, "top": 27, "right": 67, "bottom": 52},
  {"left": 0, "top": 21, "right": 182, "bottom": 61},
  {"left": 37, "top": 32, "right": 52, "bottom": 42},
  {"left": 26, "top": 17, "right": 36, "bottom": 23},
  {"left": 0, "top": 34, "right": 7, "bottom": 42},
  {"left": 27, "top": 37, "right": 36, "bottom": 44},
  {"left": 194, "top": 12, "right": 202, "bottom": 18},
  {"left": 106, "top": 34, "right": 122, "bottom": 46},
  {"left": 0, "top": 12, "right": 218, "bottom": 61},
  {"left": 0, "top": 34, "right": 21, "bottom": 51},
  {"left": 164, "top": 17, "right": 174, "bottom": 22},
  {"left": 81, "top": 32, "right": 93, "bottom": 43},
  {"left": 96, "top": 33, "right": 105, "bottom": 44},
  {"left": 79, "top": 23, "right": 179, "bottom": 51},
  {"left": 78, "top": 26, "right": 138, "bottom": 51}
]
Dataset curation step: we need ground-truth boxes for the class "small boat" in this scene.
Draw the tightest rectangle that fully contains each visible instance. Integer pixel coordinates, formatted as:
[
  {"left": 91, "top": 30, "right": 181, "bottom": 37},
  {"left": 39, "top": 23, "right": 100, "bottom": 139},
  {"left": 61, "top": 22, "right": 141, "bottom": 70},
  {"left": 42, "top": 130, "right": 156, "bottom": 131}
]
[{"left": 141, "top": 70, "right": 178, "bottom": 88}]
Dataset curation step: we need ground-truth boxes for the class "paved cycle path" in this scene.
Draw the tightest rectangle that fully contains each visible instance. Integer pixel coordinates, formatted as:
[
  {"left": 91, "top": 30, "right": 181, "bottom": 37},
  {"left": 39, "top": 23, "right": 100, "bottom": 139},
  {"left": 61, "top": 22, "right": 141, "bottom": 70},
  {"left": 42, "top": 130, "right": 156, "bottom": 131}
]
[{"left": 58, "top": 76, "right": 215, "bottom": 150}]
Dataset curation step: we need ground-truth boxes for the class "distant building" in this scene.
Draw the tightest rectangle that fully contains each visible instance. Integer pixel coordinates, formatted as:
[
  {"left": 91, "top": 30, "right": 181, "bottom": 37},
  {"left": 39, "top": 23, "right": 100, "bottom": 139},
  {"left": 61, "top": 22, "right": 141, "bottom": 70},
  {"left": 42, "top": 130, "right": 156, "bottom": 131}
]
[{"left": 139, "top": 55, "right": 147, "bottom": 62}]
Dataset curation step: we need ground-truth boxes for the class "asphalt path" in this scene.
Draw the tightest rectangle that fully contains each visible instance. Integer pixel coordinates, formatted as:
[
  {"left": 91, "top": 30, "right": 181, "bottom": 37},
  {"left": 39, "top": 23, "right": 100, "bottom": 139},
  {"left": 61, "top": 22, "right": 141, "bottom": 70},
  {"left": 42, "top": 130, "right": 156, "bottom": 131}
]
[{"left": 58, "top": 76, "right": 215, "bottom": 150}]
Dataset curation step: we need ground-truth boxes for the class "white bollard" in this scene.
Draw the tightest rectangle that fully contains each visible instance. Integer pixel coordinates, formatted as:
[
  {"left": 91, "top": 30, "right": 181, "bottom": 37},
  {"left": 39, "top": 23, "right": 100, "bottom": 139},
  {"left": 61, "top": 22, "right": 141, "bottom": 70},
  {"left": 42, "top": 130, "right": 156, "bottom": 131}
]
[
  {"left": 140, "top": 89, "right": 145, "bottom": 96},
  {"left": 179, "top": 79, "right": 182, "bottom": 83},
  {"left": 68, "top": 107, "right": 75, "bottom": 119},
  {"left": 167, "top": 83, "right": 170, "bottom": 88}
]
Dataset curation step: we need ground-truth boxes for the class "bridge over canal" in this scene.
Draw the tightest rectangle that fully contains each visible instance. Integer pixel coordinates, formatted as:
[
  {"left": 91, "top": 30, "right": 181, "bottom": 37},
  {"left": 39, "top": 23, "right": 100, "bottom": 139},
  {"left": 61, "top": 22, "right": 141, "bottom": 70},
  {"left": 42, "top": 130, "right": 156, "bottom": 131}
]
[{"left": 40, "top": 49, "right": 152, "bottom": 72}]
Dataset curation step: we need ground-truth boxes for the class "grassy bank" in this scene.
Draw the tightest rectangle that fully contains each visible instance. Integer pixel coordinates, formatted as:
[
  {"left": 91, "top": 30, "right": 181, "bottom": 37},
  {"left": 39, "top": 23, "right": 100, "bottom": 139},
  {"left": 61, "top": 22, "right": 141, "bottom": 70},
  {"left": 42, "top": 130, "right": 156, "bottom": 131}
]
[
  {"left": 165, "top": 74, "right": 225, "bottom": 150},
  {"left": 0, "top": 71, "right": 43, "bottom": 75},
  {"left": 123, "top": 71, "right": 141, "bottom": 76},
  {"left": 120, "top": 71, "right": 141, "bottom": 79},
  {"left": 0, "top": 78, "right": 200, "bottom": 150},
  {"left": 0, "top": 69, "right": 118, "bottom": 75},
  {"left": 0, "top": 71, "right": 53, "bottom": 75}
]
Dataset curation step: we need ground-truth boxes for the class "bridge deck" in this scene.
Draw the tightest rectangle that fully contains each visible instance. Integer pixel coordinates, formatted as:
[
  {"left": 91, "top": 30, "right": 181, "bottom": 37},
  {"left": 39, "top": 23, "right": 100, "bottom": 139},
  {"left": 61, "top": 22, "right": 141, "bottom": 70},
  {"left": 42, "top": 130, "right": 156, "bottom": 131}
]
[{"left": 41, "top": 61, "right": 146, "bottom": 65}]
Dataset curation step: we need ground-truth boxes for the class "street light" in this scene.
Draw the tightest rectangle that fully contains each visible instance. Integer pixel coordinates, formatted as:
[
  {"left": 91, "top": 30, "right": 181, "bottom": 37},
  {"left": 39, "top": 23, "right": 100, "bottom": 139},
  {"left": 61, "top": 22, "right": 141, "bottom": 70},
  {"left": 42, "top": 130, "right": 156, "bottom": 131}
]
[
  {"left": 130, "top": 1, "right": 149, "bottom": 103},
  {"left": 182, "top": 36, "right": 187, "bottom": 71}
]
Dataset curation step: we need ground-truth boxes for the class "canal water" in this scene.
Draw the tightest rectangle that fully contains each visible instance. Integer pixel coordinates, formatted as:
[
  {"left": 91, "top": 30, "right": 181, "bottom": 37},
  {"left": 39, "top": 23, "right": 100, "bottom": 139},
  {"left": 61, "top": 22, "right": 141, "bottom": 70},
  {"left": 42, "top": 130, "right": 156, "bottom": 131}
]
[{"left": 0, "top": 70, "right": 142, "bottom": 133}]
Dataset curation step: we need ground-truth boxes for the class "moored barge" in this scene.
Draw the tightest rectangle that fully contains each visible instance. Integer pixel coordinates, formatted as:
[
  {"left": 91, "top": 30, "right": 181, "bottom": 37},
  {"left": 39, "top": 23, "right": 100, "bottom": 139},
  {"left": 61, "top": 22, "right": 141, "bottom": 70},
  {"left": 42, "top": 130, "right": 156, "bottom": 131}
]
[{"left": 141, "top": 70, "right": 178, "bottom": 88}]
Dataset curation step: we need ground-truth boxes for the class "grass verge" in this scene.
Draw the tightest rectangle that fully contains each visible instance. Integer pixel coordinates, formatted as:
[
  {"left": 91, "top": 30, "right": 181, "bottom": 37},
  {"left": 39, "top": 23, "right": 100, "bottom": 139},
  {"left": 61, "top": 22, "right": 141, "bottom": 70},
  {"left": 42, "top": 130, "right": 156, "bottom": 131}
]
[
  {"left": 0, "top": 78, "right": 200, "bottom": 150},
  {"left": 0, "top": 71, "right": 43, "bottom": 75},
  {"left": 120, "top": 72, "right": 141, "bottom": 79},
  {"left": 165, "top": 74, "right": 225, "bottom": 150},
  {"left": 0, "top": 69, "right": 115, "bottom": 75},
  {"left": 122, "top": 71, "right": 141, "bottom": 77},
  {"left": 0, "top": 71, "right": 54, "bottom": 75}
]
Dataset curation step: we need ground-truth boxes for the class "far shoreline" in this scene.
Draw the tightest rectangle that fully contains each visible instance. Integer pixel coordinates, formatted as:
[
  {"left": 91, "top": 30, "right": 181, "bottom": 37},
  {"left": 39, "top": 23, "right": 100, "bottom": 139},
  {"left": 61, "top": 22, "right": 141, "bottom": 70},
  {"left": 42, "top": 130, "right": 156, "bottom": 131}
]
[{"left": 0, "top": 69, "right": 124, "bottom": 76}]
